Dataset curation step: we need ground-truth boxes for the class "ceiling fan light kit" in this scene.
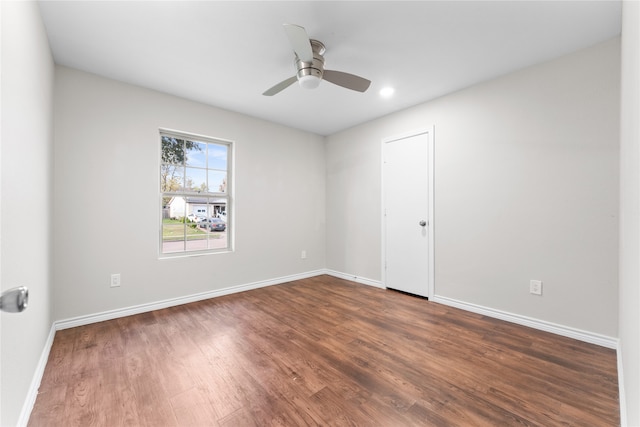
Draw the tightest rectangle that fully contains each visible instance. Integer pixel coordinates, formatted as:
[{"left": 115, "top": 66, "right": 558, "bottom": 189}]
[
  {"left": 263, "top": 24, "right": 371, "bottom": 96},
  {"left": 298, "top": 75, "right": 322, "bottom": 90}
]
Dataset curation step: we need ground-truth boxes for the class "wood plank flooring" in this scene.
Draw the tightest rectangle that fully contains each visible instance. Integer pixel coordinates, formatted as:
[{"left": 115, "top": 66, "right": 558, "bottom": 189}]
[{"left": 29, "top": 275, "right": 619, "bottom": 426}]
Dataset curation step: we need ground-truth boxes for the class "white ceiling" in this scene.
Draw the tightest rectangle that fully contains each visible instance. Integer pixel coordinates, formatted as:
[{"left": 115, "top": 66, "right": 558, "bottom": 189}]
[{"left": 38, "top": 1, "right": 622, "bottom": 136}]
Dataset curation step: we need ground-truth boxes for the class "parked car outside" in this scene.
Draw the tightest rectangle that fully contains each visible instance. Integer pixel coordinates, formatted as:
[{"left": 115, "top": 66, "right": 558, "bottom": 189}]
[{"left": 209, "top": 218, "right": 226, "bottom": 232}]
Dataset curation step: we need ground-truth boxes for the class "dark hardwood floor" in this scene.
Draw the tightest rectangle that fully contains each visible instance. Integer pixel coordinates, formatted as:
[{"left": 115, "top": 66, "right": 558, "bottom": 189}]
[{"left": 29, "top": 275, "right": 619, "bottom": 426}]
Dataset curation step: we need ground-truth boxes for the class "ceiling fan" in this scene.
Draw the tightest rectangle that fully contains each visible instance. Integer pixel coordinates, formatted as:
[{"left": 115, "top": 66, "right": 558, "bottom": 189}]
[{"left": 263, "top": 24, "right": 372, "bottom": 96}]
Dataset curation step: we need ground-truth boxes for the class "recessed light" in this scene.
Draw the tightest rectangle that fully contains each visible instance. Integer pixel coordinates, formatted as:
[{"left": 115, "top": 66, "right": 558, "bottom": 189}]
[{"left": 379, "top": 87, "right": 395, "bottom": 98}]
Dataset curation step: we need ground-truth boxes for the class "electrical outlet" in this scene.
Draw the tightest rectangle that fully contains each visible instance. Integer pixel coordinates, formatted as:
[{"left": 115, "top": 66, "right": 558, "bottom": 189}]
[
  {"left": 301, "top": 250, "right": 307, "bottom": 259},
  {"left": 110, "top": 273, "right": 121, "bottom": 288},
  {"left": 530, "top": 280, "right": 542, "bottom": 295}
]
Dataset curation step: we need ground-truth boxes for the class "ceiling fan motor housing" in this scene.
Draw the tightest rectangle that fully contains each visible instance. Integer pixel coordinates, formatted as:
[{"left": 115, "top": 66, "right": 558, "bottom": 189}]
[{"left": 295, "top": 39, "right": 325, "bottom": 89}]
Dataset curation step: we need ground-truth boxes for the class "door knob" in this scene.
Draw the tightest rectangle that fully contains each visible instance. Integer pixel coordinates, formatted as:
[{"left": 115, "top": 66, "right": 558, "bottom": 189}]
[
  {"left": 0, "top": 286, "right": 28, "bottom": 313},
  {"left": 419, "top": 220, "right": 427, "bottom": 227}
]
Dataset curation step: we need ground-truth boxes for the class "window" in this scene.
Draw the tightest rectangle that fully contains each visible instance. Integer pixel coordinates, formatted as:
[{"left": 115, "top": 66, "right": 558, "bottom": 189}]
[{"left": 160, "top": 129, "right": 232, "bottom": 255}]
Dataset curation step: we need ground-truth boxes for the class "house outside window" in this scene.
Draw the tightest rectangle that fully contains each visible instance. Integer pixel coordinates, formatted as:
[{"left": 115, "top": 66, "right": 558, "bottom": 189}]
[{"left": 160, "top": 129, "right": 232, "bottom": 255}]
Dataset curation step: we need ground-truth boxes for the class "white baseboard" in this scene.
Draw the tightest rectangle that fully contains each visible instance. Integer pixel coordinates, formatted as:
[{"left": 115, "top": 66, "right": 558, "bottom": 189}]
[
  {"left": 18, "top": 323, "right": 56, "bottom": 427},
  {"left": 323, "top": 273, "right": 617, "bottom": 350},
  {"left": 321, "top": 273, "right": 618, "bottom": 350},
  {"left": 324, "top": 269, "right": 384, "bottom": 289},
  {"left": 55, "top": 269, "right": 327, "bottom": 330},
  {"left": 432, "top": 295, "right": 618, "bottom": 349}
]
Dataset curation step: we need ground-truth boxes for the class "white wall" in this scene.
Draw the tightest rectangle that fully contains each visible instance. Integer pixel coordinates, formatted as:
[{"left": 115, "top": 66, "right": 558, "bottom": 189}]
[
  {"left": 618, "top": 1, "right": 640, "bottom": 425},
  {"left": 326, "top": 38, "right": 620, "bottom": 338},
  {"left": 52, "top": 67, "right": 325, "bottom": 321},
  {"left": 1, "top": 2, "right": 54, "bottom": 425}
]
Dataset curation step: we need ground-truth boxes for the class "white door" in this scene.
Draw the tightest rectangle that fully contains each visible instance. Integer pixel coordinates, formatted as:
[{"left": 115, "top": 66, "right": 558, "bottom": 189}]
[{"left": 383, "top": 130, "right": 433, "bottom": 297}]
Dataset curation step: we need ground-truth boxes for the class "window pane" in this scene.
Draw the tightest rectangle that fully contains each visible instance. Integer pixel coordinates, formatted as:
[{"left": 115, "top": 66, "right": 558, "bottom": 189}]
[
  {"left": 208, "top": 170, "right": 227, "bottom": 193},
  {"left": 162, "top": 205, "right": 186, "bottom": 253},
  {"left": 208, "top": 227, "right": 227, "bottom": 250},
  {"left": 162, "top": 238, "right": 184, "bottom": 254},
  {"left": 161, "top": 137, "right": 185, "bottom": 165},
  {"left": 210, "top": 198, "right": 227, "bottom": 220},
  {"left": 185, "top": 238, "right": 208, "bottom": 252},
  {"left": 189, "top": 202, "right": 209, "bottom": 220},
  {"left": 161, "top": 165, "right": 183, "bottom": 192},
  {"left": 208, "top": 143, "right": 227, "bottom": 170},
  {"left": 186, "top": 167, "right": 207, "bottom": 192},
  {"left": 186, "top": 141, "right": 206, "bottom": 168},
  {"left": 166, "top": 196, "right": 186, "bottom": 220}
]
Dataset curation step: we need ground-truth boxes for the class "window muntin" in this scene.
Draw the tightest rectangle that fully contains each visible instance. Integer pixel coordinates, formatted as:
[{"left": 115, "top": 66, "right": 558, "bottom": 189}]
[{"left": 160, "top": 130, "right": 231, "bottom": 255}]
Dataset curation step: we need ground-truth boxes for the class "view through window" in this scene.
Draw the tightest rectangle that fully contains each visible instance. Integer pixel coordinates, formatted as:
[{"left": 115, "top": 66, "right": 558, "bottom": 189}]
[{"left": 160, "top": 130, "right": 232, "bottom": 255}]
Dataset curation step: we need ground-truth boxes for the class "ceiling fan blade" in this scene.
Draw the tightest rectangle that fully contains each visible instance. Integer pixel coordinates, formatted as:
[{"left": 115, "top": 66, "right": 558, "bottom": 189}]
[
  {"left": 323, "top": 70, "right": 371, "bottom": 93},
  {"left": 283, "top": 24, "right": 313, "bottom": 62},
  {"left": 262, "top": 76, "right": 298, "bottom": 96}
]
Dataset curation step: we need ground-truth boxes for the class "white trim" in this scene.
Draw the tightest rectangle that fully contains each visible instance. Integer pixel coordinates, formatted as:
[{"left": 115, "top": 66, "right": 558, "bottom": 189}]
[
  {"left": 432, "top": 295, "right": 618, "bottom": 349},
  {"left": 617, "top": 340, "right": 627, "bottom": 426},
  {"left": 55, "top": 270, "right": 325, "bottom": 330},
  {"left": 159, "top": 127, "right": 235, "bottom": 146},
  {"left": 381, "top": 127, "right": 435, "bottom": 298},
  {"left": 158, "top": 128, "right": 234, "bottom": 258},
  {"left": 325, "top": 269, "right": 384, "bottom": 289},
  {"left": 427, "top": 127, "right": 435, "bottom": 299},
  {"left": 17, "top": 323, "right": 56, "bottom": 427}
]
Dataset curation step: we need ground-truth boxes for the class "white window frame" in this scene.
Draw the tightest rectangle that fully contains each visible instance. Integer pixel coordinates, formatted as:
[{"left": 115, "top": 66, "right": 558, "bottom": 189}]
[{"left": 159, "top": 128, "right": 233, "bottom": 257}]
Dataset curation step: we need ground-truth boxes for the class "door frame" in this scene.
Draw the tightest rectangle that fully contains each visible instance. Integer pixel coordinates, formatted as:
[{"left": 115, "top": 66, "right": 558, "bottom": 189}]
[{"left": 381, "top": 127, "right": 435, "bottom": 298}]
